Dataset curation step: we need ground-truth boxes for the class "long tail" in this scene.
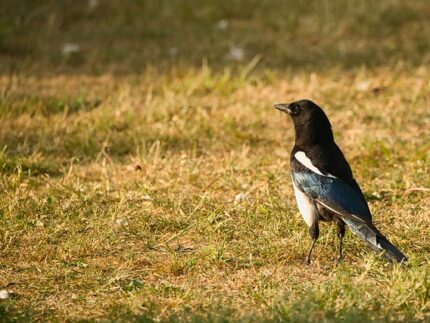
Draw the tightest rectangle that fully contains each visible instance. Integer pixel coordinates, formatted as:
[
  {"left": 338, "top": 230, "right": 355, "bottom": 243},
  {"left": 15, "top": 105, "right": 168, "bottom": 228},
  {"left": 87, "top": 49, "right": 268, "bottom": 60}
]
[{"left": 342, "top": 218, "right": 407, "bottom": 263}]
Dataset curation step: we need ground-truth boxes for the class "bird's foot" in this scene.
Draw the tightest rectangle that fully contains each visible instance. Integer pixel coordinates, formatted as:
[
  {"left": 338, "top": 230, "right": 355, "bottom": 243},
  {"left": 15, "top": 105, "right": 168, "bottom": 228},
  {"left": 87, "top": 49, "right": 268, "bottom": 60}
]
[{"left": 304, "top": 257, "right": 311, "bottom": 265}]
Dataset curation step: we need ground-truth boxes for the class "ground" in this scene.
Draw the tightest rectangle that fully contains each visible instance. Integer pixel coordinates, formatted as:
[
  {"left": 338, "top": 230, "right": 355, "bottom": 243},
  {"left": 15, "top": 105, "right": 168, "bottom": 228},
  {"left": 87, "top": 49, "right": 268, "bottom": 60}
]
[{"left": 0, "top": 1, "right": 430, "bottom": 322}]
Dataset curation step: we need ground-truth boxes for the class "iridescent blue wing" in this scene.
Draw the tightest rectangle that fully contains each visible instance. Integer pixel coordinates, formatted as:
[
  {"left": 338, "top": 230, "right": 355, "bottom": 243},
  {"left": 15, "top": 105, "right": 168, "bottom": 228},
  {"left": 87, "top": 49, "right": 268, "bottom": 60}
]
[{"left": 291, "top": 170, "right": 372, "bottom": 224}]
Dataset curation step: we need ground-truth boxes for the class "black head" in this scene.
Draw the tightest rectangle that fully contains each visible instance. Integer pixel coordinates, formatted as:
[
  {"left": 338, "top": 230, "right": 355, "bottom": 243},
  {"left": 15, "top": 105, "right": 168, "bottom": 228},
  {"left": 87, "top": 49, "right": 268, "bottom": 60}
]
[{"left": 273, "top": 99, "right": 333, "bottom": 146}]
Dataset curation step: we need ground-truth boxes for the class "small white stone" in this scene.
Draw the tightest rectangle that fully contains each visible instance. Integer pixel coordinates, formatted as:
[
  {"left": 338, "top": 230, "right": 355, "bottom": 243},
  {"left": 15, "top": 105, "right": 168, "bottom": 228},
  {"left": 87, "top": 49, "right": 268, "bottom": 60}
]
[
  {"left": 62, "top": 43, "right": 80, "bottom": 55},
  {"left": 234, "top": 193, "right": 248, "bottom": 203},
  {"left": 35, "top": 220, "right": 44, "bottom": 227},
  {"left": 228, "top": 46, "right": 245, "bottom": 61},
  {"left": 169, "top": 47, "right": 179, "bottom": 57},
  {"left": 142, "top": 194, "right": 153, "bottom": 201},
  {"left": 116, "top": 218, "right": 129, "bottom": 226},
  {"left": 216, "top": 19, "right": 229, "bottom": 30},
  {"left": 88, "top": 0, "right": 98, "bottom": 9},
  {"left": 0, "top": 290, "right": 11, "bottom": 300},
  {"left": 356, "top": 80, "right": 371, "bottom": 91}
]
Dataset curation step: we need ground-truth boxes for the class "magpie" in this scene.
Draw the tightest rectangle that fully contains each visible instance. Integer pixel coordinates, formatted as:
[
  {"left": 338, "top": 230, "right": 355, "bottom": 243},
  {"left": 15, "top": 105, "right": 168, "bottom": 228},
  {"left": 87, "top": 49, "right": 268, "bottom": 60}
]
[{"left": 274, "top": 99, "right": 407, "bottom": 264}]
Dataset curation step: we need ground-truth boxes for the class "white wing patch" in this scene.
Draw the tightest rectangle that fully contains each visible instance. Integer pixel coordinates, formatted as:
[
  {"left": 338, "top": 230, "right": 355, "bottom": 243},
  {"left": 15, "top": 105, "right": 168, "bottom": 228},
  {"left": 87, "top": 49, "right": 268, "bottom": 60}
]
[
  {"left": 292, "top": 179, "right": 318, "bottom": 228},
  {"left": 294, "top": 151, "right": 336, "bottom": 178}
]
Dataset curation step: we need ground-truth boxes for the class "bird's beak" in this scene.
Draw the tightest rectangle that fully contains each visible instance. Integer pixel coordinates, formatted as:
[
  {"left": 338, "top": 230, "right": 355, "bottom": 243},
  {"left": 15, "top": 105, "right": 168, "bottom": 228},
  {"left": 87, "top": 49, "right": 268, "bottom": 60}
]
[{"left": 273, "top": 103, "right": 292, "bottom": 114}]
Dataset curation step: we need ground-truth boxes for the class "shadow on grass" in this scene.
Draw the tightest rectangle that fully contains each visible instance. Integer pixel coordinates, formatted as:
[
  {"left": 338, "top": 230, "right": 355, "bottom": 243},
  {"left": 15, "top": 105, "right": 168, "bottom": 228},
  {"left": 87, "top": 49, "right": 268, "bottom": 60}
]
[
  {"left": 102, "top": 300, "right": 379, "bottom": 323},
  {"left": 0, "top": 303, "right": 33, "bottom": 323},
  {"left": 0, "top": 93, "right": 102, "bottom": 117},
  {"left": 0, "top": 155, "right": 62, "bottom": 177}
]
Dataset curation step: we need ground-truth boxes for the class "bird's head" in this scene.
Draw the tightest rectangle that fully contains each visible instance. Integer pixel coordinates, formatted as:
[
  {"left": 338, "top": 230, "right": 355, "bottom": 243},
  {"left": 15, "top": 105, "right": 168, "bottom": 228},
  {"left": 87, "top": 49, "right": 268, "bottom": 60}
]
[{"left": 273, "top": 99, "right": 333, "bottom": 145}]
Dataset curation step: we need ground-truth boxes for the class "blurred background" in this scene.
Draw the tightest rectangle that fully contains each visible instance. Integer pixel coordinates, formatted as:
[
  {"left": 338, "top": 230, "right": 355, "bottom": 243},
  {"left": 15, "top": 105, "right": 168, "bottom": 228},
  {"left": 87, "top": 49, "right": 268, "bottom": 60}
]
[
  {"left": 1, "top": 1, "right": 430, "bottom": 321},
  {"left": 1, "top": 0, "right": 430, "bottom": 75}
]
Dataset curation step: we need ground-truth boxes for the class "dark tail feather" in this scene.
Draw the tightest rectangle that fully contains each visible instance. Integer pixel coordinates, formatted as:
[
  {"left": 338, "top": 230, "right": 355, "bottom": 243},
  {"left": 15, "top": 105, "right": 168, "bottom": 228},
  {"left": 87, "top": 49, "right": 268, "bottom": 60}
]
[
  {"left": 377, "top": 235, "right": 408, "bottom": 263},
  {"left": 342, "top": 218, "right": 407, "bottom": 263}
]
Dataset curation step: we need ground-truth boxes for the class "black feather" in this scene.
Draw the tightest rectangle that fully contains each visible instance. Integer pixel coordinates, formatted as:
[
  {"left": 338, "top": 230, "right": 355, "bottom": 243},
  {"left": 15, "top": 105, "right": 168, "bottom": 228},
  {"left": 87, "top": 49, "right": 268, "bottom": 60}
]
[{"left": 276, "top": 99, "right": 407, "bottom": 263}]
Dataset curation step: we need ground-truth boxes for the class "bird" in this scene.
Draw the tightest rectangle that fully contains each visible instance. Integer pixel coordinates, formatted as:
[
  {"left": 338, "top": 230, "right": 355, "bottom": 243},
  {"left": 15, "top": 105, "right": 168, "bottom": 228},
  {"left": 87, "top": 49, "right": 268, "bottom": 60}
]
[{"left": 274, "top": 99, "right": 407, "bottom": 264}]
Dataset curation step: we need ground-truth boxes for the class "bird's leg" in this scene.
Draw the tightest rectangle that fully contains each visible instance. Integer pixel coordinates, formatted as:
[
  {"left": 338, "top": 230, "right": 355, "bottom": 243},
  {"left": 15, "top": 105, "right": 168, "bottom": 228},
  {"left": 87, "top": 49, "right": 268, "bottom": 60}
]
[
  {"left": 305, "top": 222, "right": 319, "bottom": 265},
  {"left": 305, "top": 239, "right": 317, "bottom": 265},
  {"left": 336, "top": 220, "right": 346, "bottom": 262}
]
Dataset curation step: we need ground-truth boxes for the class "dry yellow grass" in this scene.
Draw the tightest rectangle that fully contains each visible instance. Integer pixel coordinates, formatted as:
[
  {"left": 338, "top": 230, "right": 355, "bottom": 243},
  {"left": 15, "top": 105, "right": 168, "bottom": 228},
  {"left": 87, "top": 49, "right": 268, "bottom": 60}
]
[
  {"left": 1, "top": 65, "right": 429, "bottom": 321},
  {"left": 1, "top": 1, "right": 430, "bottom": 321}
]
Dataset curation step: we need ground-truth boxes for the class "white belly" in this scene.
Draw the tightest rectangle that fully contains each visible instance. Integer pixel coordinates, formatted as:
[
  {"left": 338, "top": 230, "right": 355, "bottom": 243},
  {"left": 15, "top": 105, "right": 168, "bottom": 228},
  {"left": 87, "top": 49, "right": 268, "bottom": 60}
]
[{"left": 292, "top": 180, "right": 318, "bottom": 227}]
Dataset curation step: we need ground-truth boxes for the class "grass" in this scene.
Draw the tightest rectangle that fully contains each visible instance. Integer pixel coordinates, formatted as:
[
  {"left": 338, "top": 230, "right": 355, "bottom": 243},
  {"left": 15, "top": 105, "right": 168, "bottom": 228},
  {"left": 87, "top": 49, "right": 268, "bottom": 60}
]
[{"left": 1, "top": 1, "right": 430, "bottom": 322}]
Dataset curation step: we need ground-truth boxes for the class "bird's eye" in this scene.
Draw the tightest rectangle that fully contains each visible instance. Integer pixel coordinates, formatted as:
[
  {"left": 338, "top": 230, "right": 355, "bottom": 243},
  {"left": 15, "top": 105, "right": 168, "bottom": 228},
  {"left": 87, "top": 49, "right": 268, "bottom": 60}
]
[{"left": 293, "top": 105, "right": 300, "bottom": 115}]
